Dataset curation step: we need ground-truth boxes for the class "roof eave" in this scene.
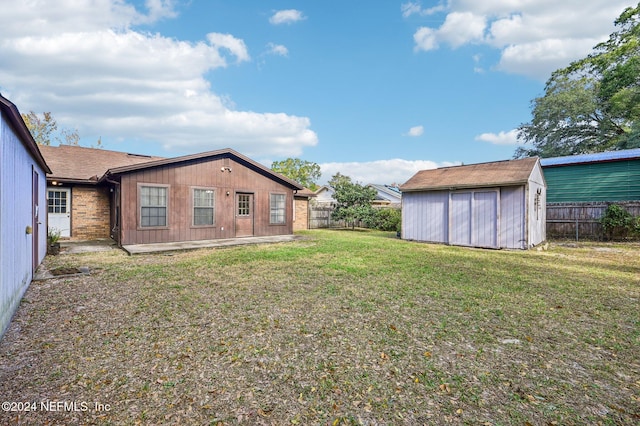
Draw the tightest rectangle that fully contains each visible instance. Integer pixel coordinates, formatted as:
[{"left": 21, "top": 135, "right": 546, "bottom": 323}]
[
  {"left": 47, "top": 177, "right": 101, "bottom": 185},
  {"left": 400, "top": 180, "right": 529, "bottom": 192},
  {"left": 0, "top": 94, "right": 52, "bottom": 174},
  {"left": 104, "top": 148, "right": 304, "bottom": 190}
]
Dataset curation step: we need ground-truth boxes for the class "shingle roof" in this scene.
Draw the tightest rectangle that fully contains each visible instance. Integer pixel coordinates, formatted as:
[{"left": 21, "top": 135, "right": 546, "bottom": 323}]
[
  {"left": 39, "top": 145, "right": 164, "bottom": 183},
  {"left": 400, "top": 157, "right": 539, "bottom": 192},
  {"left": 104, "top": 148, "right": 304, "bottom": 190},
  {"left": 540, "top": 148, "right": 640, "bottom": 167}
]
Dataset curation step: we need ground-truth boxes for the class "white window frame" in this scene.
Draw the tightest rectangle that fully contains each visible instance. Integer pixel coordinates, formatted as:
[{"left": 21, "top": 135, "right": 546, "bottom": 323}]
[{"left": 270, "top": 193, "right": 286, "bottom": 225}]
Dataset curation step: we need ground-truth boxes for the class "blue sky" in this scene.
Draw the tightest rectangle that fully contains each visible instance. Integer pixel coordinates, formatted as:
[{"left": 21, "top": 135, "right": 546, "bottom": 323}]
[{"left": 0, "top": 1, "right": 634, "bottom": 184}]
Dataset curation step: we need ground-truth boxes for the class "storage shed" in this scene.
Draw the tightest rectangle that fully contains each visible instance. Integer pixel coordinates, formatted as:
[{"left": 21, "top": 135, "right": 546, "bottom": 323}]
[
  {"left": 400, "top": 157, "right": 546, "bottom": 249},
  {"left": 1, "top": 94, "right": 51, "bottom": 338}
]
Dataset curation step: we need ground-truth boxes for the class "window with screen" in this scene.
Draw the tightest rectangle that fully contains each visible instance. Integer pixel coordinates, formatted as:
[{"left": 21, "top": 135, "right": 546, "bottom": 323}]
[
  {"left": 270, "top": 193, "right": 286, "bottom": 224},
  {"left": 140, "top": 186, "right": 167, "bottom": 227},
  {"left": 193, "top": 188, "right": 215, "bottom": 226}
]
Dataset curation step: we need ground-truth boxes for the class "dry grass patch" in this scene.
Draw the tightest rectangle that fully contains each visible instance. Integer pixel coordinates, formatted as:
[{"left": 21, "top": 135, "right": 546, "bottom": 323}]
[{"left": 1, "top": 230, "right": 638, "bottom": 425}]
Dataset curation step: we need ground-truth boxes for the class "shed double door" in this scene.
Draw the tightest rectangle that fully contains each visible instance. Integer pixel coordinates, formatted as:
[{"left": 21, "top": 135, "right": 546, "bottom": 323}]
[{"left": 450, "top": 190, "right": 498, "bottom": 248}]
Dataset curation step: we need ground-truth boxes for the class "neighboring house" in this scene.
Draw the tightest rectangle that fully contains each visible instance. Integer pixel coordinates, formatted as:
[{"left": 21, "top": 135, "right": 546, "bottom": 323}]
[
  {"left": 40, "top": 146, "right": 304, "bottom": 246},
  {"left": 400, "top": 157, "right": 546, "bottom": 249},
  {"left": 540, "top": 148, "right": 640, "bottom": 238},
  {"left": 39, "top": 145, "right": 164, "bottom": 239},
  {"left": 0, "top": 94, "right": 51, "bottom": 338},
  {"left": 313, "top": 185, "right": 335, "bottom": 205},
  {"left": 314, "top": 184, "right": 402, "bottom": 207},
  {"left": 540, "top": 148, "right": 640, "bottom": 203},
  {"left": 367, "top": 184, "right": 402, "bottom": 207}
]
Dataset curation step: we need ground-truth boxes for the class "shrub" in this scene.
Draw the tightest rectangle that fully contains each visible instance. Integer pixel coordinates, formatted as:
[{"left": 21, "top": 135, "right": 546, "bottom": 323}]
[
  {"left": 600, "top": 204, "right": 635, "bottom": 240},
  {"left": 364, "top": 208, "right": 401, "bottom": 232}
]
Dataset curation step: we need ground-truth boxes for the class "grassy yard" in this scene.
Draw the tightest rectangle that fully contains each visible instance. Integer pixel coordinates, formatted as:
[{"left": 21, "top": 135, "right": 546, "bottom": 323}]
[{"left": 0, "top": 230, "right": 638, "bottom": 425}]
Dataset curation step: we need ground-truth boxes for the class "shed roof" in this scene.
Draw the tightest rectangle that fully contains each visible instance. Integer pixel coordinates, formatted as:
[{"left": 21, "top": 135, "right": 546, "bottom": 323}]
[
  {"left": 540, "top": 148, "right": 640, "bottom": 167},
  {"left": 0, "top": 93, "right": 51, "bottom": 173},
  {"left": 39, "top": 145, "right": 164, "bottom": 184},
  {"left": 400, "top": 157, "right": 539, "bottom": 192},
  {"left": 104, "top": 148, "right": 304, "bottom": 190}
]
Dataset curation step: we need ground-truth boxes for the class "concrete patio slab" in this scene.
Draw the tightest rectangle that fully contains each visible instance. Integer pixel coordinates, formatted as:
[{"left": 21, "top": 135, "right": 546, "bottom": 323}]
[{"left": 122, "top": 234, "right": 303, "bottom": 255}]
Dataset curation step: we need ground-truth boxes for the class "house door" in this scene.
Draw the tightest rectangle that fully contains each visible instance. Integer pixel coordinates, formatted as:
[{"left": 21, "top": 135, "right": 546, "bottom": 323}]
[
  {"left": 48, "top": 187, "right": 71, "bottom": 237},
  {"left": 235, "top": 193, "right": 254, "bottom": 237},
  {"left": 32, "top": 169, "right": 39, "bottom": 272}
]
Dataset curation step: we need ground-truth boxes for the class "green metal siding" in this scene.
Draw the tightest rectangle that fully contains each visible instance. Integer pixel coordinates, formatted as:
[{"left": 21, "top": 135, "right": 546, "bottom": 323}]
[{"left": 543, "top": 159, "right": 640, "bottom": 203}]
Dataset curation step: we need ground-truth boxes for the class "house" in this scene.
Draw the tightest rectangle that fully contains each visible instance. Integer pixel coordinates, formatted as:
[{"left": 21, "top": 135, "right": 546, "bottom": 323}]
[
  {"left": 313, "top": 185, "right": 335, "bottom": 205},
  {"left": 38, "top": 145, "right": 164, "bottom": 239},
  {"left": 367, "top": 184, "right": 402, "bottom": 207},
  {"left": 540, "top": 148, "right": 640, "bottom": 203},
  {"left": 40, "top": 146, "right": 305, "bottom": 246},
  {"left": 0, "top": 94, "right": 51, "bottom": 338},
  {"left": 540, "top": 148, "right": 640, "bottom": 238},
  {"left": 400, "top": 157, "right": 546, "bottom": 249},
  {"left": 314, "top": 184, "right": 402, "bottom": 207},
  {"left": 102, "top": 149, "right": 304, "bottom": 245}
]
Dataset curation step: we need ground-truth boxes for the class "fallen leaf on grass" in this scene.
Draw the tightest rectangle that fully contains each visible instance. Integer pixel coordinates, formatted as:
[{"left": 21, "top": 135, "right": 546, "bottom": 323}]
[{"left": 439, "top": 383, "right": 451, "bottom": 393}]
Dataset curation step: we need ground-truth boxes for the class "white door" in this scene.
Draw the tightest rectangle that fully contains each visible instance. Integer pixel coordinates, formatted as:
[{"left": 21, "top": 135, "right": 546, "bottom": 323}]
[{"left": 48, "top": 188, "right": 71, "bottom": 237}]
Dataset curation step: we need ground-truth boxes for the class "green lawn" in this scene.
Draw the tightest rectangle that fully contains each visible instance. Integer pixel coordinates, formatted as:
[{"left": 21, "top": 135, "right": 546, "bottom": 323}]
[{"left": 1, "top": 230, "right": 638, "bottom": 425}]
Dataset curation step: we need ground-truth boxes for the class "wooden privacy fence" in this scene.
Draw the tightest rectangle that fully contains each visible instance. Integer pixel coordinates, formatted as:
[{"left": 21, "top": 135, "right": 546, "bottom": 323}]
[
  {"left": 308, "top": 204, "right": 345, "bottom": 229},
  {"left": 546, "top": 201, "right": 640, "bottom": 240}
]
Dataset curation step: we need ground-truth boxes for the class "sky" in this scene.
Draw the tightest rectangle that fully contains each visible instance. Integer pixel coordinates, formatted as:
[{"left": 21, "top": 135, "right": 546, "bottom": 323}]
[{"left": 0, "top": 0, "right": 634, "bottom": 185}]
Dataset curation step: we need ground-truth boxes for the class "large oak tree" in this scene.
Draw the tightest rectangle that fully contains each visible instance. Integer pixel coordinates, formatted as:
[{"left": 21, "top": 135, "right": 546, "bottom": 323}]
[{"left": 516, "top": 3, "right": 640, "bottom": 158}]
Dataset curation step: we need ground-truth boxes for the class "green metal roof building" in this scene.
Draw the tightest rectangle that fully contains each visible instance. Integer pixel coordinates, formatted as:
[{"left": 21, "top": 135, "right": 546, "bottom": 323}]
[{"left": 540, "top": 149, "right": 640, "bottom": 203}]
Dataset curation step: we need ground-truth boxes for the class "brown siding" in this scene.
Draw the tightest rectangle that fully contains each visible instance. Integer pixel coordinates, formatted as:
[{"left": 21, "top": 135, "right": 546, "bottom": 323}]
[
  {"left": 293, "top": 197, "right": 309, "bottom": 231},
  {"left": 71, "top": 186, "right": 111, "bottom": 240},
  {"left": 119, "top": 157, "right": 295, "bottom": 245}
]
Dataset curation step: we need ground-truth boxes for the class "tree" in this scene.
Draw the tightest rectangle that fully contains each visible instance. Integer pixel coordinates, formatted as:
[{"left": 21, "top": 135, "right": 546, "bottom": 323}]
[
  {"left": 21, "top": 111, "right": 58, "bottom": 146},
  {"left": 21, "top": 111, "right": 104, "bottom": 148},
  {"left": 271, "top": 158, "right": 321, "bottom": 190},
  {"left": 328, "top": 173, "right": 377, "bottom": 229},
  {"left": 516, "top": 3, "right": 640, "bottom": 158}
]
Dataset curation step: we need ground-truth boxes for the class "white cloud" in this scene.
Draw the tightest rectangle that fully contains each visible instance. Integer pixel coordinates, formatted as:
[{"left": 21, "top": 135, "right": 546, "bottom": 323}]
[
  {"left": 0, "top": 1, "right": 318, "bottom": 158},
  {"left": 406, "top": 125, "right": 424, "bottom": 137},
  {"left": 266, "top": 43, "right": 289, "bottom": 57},
  {"left": 319, "top": 159, "right": 459, "bottom": 186},
  {"left": 438, "top": 12, "right": 487, "bottom": 48},
  {"left": 206, "top": 33, "right": 250, "bottom": 63},
  {"left": 413, "top": 27, "right": 439, "bottom": 51},
  {"left": 142, "top": 0, "right": 178, "bottom": 23},
  {"left": 410, "top": 0, "right": 632, "bottom": 80},
  {"left": 269, "top": 9, "right": 306, "bottom": 25},
  {"left": 475, "top": 129, "right": 520, "bottom": 145},
  {"left": 401, "top": 1, "right": 447, "bottom": 18}
]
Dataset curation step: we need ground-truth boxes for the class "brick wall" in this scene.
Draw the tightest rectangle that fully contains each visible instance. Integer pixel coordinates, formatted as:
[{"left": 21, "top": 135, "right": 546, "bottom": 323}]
[
  {"left": 71, "top": 186, "right": 111, "bottom": 240},
  {"left": 293, "top": 197, "right": 309, "bottom": 231}
]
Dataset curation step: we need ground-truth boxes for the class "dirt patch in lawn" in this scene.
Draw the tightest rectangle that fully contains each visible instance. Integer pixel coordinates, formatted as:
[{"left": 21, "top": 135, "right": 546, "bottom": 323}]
[
  {"left": 49, "top": 267, "right": 85, "bottom": 276},
  {"left": 0, "top": 232, "right": 639, "bottom": 425}
]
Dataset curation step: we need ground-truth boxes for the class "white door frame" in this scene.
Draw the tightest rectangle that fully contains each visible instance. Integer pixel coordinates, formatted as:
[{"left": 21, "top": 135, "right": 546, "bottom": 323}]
[{"left": 47, "top": 187, "right": 71, "bottom": 237}]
